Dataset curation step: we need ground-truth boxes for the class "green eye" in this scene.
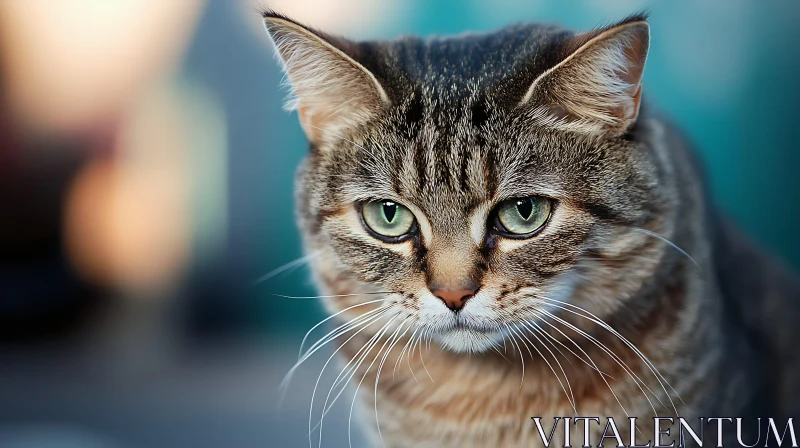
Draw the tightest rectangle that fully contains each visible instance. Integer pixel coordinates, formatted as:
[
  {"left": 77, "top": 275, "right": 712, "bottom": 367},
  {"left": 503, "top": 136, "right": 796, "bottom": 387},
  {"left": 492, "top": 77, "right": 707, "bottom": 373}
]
[
  {"left": 361, "top": 200, "right": 416, "bottom": 240},
  {"left": 494, "top": 196, "right": 552, "bottom": 236}
]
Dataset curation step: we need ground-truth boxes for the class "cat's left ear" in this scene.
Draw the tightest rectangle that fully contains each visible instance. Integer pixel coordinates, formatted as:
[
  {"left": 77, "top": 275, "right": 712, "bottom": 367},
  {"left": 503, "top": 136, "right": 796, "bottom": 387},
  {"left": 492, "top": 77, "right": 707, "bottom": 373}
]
[{"left": 519, "top": 16, "right": 649, "bottom": 137}]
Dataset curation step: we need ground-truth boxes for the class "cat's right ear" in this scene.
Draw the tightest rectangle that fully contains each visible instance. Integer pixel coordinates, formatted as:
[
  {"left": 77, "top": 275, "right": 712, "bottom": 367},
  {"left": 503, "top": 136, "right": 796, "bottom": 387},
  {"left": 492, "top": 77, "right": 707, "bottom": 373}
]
[
  {"left": 519, "top": 15, "right": 650, "bottom": 137},
  {"left": 262, "top": 11, "right": 389, "bottom": 144}
]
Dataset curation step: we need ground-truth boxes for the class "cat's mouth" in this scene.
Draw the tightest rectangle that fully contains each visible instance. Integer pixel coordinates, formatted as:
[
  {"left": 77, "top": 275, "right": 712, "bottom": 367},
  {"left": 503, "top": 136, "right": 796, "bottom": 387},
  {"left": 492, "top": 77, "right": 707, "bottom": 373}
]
[
  {"left": 435, "top": 325, "right": 501, "bottom": 353},
  {"left": 451, "top": 320, "right": 491, "bottom": 332},
  {"left": 432, "top": 316, "right": 502, "bottom": 353},
  {"left": 450, "top": 313, "right": 496, "bottom": 333}
]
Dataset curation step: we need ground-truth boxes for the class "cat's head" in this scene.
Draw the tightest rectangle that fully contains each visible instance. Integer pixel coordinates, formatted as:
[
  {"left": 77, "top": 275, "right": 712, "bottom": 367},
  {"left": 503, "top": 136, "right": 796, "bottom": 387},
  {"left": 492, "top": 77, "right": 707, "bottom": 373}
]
[{"left": 264, "top": 12, "right": 672, "bottom": 353}]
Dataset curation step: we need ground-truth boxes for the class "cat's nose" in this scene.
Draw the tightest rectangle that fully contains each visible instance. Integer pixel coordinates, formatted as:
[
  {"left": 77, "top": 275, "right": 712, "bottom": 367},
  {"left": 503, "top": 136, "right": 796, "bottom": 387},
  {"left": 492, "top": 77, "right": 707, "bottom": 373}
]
[{"left": 432, "top": 288, "right": 477, "bottom": 311}]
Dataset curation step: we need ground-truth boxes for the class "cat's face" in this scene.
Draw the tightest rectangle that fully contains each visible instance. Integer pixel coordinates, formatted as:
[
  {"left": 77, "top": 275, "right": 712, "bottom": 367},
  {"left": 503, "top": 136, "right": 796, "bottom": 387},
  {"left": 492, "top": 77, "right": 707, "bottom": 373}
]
[{"left": 265, "top": 13, "right": 666, "bottom": 353}]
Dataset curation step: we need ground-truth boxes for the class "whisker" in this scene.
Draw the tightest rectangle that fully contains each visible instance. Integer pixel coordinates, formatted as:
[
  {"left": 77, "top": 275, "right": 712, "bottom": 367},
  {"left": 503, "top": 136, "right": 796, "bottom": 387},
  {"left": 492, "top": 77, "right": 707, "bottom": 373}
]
[
  {"left": 374, "top": 318, "right": 413, "bottom": 447},
  {"left": 298, "top": 305, "right": 387, "bottom": 365},
  {"left": 297, "top": 297, "right": 389, "bottom": 358},
  {"left": 393, "top": 327, "right": 418, "bottom": 381},
  {"left": 630, "top": 227, "right": 701, "bottom": 271},
  {"left": 504, "top": 323, "right": 526, "bottom": 388},
  {"left": 536, "top": 305, "right": 663, "bottom": 418},
  {"left": 509, "top": 326, "right": 578, "bottom": 415},
  {"left": 539, "top": 296, "right": 683, "bottom": 412},
  {"left": 320, "top": 321, "right": 388, "bottom": 412},
  {"left": 417, "top": 327, "right": 435, "bottom": 382},
  {"left": 405, "top": 331, "right": 421, "bottom": 383},
  {"left": 534, "top": 306, "right": 652, "bottom": 390},
  {"left": 525, "top": 317, "right": 612, "bottom": 379},
  {"left": 252, "top": 251, "right": 319, "bottom": 285},
  {"left": 347, "top": 315, "right": 403, "bottom": 448},
  {"left": 534, "top": 308, "right": 634, "bottom": 419},
  {"left": 277, "top": 291, "right": 391, "bottom": 300},
  {"left": 314, "top": 314, "right": 398, "bottom": 448},
  {"left": 280, "top": 306, "right": 389, "bottom": 407},
  {"left": 578, "top": 255, "right": 663, "bottom": 264},
  {"left": 313, "top": 313, "right": 398, "bottom": 437},
  {"left": 323, "top": 173, "right": 374, "bottom": 179},
  {"left": 304, "top": 311, "right": 391, "bottom": 446},
  {"left": 490, "top": 344, "right": 513, "bottom": 364},
  {"left": 507, "top": 323, "right": 534, "bottom": 359},
  {"left": 510, "top": 322, "right": 577, "bottom": 414},
  {"left": 519, "top": 320, "right": 578, "bottom": 415}
]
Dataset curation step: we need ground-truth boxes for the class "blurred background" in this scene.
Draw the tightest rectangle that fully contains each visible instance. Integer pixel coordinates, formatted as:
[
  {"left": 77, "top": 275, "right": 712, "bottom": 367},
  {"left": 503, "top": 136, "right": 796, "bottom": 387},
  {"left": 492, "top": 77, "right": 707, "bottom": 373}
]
[{"left": 1, "top": 0, "right": 799, "bottom": 446}]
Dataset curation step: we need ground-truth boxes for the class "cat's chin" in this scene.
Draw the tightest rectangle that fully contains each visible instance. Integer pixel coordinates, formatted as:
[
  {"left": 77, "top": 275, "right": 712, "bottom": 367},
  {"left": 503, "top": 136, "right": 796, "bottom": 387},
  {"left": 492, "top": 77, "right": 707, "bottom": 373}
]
[{"left": 435, "top": 327, "right": 501, "bottom": 353}]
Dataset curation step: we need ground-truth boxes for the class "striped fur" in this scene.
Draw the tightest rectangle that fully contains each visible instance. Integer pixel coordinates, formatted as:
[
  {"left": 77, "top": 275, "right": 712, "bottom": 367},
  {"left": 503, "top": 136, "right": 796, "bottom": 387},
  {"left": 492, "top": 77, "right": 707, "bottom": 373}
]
[{"left": 263, "top": 11, "right": 800, "bottom": 447}]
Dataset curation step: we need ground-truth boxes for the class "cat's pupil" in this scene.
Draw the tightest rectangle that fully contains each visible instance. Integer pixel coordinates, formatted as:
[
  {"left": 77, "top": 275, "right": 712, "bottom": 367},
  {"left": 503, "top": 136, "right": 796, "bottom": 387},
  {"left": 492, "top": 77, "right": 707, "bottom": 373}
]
[
  {"left": 383, "top": 202, "right": 397, "bottom": 223},
  {"left": 516, "top": 198, "right": 533, "bottom": 220}
]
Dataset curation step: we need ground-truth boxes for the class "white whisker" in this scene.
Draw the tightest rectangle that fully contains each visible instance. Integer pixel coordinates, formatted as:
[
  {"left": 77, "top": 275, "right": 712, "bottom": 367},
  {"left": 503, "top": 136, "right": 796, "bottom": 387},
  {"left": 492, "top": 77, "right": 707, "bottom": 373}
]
[
  {"left": 393, "top": 327, "right": 417, "bottom": 381},
  {"left": 278, "top": 292, "right": 390, "bottom": 301},
  {"left": 527, "top": 316, "right": 613, "bottom": 379},
  {"left": 306, "top": 310, "right": 392, "bottom": 447},
  {"left": 520, "top": 320, "right": 578, "bottom": 415},
  {"left": 312, "top": 312, "right": 399, "bottom": 440},
  {"left": 297, "top": 297, "right": 388, "bottom": 358},
  {"left": 252, "top": 251, "right": 319, "bottom": 285},
  {"left": 416, "top": 327, "right": 435, "bottom": 382},
  {"left": 540, "top": 296, "right": 682, "bottom": 414},
  {"left": 297, "top": 305, "right": 386, "bottom": 366},
  {"left": 631, "top": 227, "right": 700, "bottom": 271},
  {"left": 347, "top": 315, "right": 402, "bottom": 448},
  {"left": 535, "top": 308, "right": 633, "bottom": 418},
  {"left": 280, "top": 306, "right": 389, "bottom": 408},
  {"left": 504, "top": 323, "right": 526, "bottom": 388},
  {"left": 536, "top": 305, "right": 662, "bottom": 418},
  {"left": 374, "top": 318, "right": 412, "bottom": 447}
]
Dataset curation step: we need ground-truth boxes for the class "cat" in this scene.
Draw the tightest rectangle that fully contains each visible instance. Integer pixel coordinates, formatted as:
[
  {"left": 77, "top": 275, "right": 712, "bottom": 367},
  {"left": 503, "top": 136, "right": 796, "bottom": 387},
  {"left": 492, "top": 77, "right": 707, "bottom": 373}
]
[{"left": 262, "top": 10, "right": 800, "bottom": 447}]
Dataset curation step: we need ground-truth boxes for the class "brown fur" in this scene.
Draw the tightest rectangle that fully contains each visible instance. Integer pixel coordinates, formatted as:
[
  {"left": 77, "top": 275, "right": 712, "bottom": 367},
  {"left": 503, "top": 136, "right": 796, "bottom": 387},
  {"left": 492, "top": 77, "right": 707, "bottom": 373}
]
[{"left": 262, "top": 10, "right": 800, "bottom": 447}]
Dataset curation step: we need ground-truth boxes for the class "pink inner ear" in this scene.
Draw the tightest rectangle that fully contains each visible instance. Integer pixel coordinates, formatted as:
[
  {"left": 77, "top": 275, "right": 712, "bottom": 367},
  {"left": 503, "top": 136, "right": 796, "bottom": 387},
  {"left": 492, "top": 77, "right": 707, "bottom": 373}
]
[
  {"left": 615, "top": 25, "right": 648, "bottom": 122},
  {"left": 546, "top": 103, "right": 574, "bottom": 121},
  {"left": 529, "top": 21, "right": 650, "bottom": 134},
  {"left": 297, "top": 106, "right": 318, "bottom": 141},
  {"left": 619, "top": 32, "right": 648, "bottom": 86},
  {"left": 265, "top": 17, "right": 389, "bottom": 144},
  {"left": 631, "top": 83, "right": 643, "bottom": 120}
]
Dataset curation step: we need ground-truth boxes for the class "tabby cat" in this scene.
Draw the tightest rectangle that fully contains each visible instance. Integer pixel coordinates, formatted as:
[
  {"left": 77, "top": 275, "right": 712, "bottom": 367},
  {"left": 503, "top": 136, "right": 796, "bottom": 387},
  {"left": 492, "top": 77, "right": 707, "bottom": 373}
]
[{"left": 262, "top": 10, "right": 800, "bottom": 447}]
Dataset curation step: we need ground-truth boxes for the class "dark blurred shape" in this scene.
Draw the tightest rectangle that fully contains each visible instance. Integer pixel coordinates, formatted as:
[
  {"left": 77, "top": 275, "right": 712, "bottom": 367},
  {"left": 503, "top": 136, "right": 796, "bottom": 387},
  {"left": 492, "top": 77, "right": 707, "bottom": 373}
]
[
  {"left": 0, "top": 0, "right": 206, "bottom": 341},
  {"left": 0, "top": 122, "right": 107, "bottom": 342}
]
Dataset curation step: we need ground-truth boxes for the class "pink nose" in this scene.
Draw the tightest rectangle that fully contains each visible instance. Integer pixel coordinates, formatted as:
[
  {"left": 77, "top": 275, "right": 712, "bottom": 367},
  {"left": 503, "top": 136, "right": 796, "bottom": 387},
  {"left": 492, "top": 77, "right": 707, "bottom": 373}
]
[{"left": 432, "top": 288, "right": 477, "bottom": 311}]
